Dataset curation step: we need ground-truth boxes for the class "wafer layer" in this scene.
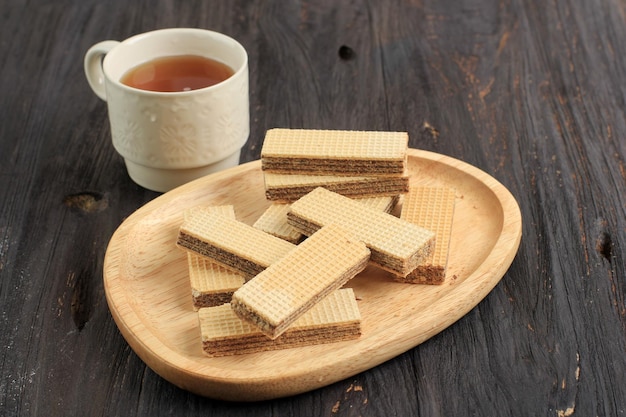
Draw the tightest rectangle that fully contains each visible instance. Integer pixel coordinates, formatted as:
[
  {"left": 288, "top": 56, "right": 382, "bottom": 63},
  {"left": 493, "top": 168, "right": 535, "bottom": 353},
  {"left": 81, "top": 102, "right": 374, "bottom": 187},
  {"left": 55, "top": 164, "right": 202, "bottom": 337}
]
[
  {"left": 231, "top": 224, "right": 370, "bottom": 339},
  {"left": 263, "top": 172, "right": 409, "bottom": 201},
  {"left": 177, "top": 210, "right": 296, "bottom": 280},
  {"left": 188, "top": 255, "right": 244, "bottom": 308},
  {"left": 358, "top": 195, "right": 399, "bottom": 213},
  {"left": 184, "top": 206, "right": 245, "bottom": 309},
  {"left": 200, "top": 288, "right": 361, "bottom": 357},
  {"left": 261, "top": 128, "right": 408, "bottom": 175},
  {"left": 253, "top": 203, "right": 303, "bottom": 244},
  {"left": 287, "top": 187, "right": 435, "bottom": 276},
  {"left": 398, "top": 187, "right": 456, "bottom": 284}
]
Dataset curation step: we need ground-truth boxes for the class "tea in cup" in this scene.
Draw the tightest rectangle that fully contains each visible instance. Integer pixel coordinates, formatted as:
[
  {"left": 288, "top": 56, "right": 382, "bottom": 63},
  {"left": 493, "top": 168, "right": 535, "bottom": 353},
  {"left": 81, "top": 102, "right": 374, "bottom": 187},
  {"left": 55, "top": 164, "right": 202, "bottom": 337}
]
[{"left": 84, "top": 28, "right": 249, "bottom": 192}]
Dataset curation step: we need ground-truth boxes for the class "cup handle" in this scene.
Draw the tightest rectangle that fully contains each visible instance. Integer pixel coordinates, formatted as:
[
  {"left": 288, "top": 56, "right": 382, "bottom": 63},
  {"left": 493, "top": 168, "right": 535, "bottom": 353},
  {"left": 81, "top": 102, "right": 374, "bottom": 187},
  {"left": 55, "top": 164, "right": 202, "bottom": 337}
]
[{"left": 84, "top": 40, "right": 119, "bottom": 101}]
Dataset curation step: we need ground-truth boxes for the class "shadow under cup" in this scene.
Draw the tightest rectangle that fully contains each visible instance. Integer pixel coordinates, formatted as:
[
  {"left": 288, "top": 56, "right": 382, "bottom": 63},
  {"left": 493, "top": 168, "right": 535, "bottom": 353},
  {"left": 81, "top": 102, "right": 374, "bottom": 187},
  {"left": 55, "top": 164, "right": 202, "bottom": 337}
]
[{"left": 92, "top": 28, "right": 249, "bottom": 192}]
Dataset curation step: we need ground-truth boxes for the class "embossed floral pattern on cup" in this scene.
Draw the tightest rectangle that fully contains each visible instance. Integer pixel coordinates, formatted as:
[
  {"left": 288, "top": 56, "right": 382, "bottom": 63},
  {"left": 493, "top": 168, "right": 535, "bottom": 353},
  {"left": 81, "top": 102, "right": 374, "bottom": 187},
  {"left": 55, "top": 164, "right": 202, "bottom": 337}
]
[
  {"left": 159, "top": 123, "right": 199, "bottom": 166},
  {"left": 85, "top": 28, "right": 249, "bottom": 191}
]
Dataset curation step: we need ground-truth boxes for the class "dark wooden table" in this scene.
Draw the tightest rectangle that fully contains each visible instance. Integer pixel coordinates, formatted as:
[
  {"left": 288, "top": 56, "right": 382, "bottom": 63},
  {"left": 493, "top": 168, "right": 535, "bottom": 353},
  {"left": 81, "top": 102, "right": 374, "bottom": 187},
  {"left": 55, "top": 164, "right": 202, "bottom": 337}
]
[{"left": 2, "top": 0, "right": 625, "bottom": 415}]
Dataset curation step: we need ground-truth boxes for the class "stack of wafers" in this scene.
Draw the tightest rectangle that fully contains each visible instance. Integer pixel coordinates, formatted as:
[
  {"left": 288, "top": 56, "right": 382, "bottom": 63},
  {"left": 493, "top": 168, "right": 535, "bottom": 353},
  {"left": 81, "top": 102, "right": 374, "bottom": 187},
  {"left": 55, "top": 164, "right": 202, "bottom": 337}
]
[
  {"left": 174, "top": 127, "right": 457, "bottom": 357},
  {"left": 260, "top": 128, "right": 410, "bottom": 202},
  {"left": 177, "top": 209, "right": 368, "bottom": 356},
  {"left": 200, "top": 288, "right": 361, "bottom": 356}
]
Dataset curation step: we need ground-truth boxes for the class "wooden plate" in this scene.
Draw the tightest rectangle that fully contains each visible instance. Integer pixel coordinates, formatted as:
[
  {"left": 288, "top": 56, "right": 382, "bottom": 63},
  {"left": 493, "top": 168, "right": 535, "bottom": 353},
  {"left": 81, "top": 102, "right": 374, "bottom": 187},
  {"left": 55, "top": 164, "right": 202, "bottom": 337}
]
[{"left": 103, "top": 149, "right": 522, "bottom": 401}]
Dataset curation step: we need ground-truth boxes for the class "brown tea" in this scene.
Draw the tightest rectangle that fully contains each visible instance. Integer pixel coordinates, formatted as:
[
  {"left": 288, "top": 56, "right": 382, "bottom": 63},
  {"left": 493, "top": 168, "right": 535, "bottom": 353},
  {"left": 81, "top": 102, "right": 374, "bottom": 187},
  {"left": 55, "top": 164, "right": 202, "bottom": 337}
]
[{"left": 120, "top": 55, "right": 234, "bottom": 92}]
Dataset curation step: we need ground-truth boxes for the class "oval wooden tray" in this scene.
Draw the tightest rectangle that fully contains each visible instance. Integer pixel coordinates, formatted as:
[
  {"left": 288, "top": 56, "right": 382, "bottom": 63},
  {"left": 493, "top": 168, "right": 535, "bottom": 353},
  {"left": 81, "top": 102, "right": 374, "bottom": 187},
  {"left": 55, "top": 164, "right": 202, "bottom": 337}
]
[{"left": 103, "top": 149, "right": 522, "bottom": 401}]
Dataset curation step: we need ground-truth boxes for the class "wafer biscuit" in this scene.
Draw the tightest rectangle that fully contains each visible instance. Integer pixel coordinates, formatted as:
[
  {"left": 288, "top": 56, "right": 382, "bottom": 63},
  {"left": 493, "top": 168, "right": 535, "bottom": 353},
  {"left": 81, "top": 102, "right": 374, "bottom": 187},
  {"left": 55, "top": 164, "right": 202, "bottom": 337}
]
[
  {"left": 199, "top": 288, "right": 361, "bottom": 357},
  {"left": 231, "top": 224, "right": 370, "bottom": 339},
  {"left": 261, "top": 128, "right": 408, "bottom": 175},
  {"left": 253, "top": 203, "right": 303, "bottom": 244},
  {"left": 360, "top": 195, "right": 400, "bottom": 213},
  {"left": 252, "top": 196, "right": 399, "bottom": 244},
  {"left": 263, "top": 171, "right": 409, "bottom": 201},
  {"left": 398, "top": 187, "right": 456, "bottom": 284},
  {"left": 183, "top": 205, "right": 246, "bottom": 309},
  {"left": 177, "top": 210, "right": 296, "bottom": 280},
  {"left": 188, "top": 255, "right": 245, "bottom": 308},
  {"left": 287, "top": 187, "right": 435, "bottom": 276}
]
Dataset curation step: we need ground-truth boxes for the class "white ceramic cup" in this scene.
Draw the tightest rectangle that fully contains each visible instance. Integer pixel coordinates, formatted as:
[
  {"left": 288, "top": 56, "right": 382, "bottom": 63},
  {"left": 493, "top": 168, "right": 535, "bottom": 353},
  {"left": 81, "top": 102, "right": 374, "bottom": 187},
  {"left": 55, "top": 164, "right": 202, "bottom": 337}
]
[{"left": 84, "top": 28, "right": 249, "bottom": 192}]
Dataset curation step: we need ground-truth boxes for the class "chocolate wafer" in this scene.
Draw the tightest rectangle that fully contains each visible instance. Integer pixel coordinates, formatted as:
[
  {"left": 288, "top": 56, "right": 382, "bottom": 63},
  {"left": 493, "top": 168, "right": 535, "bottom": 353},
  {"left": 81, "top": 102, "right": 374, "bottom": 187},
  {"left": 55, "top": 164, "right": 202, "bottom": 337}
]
[
  {"left": 230, "top": 224, "right": 370, "bottom": 339},
  {"left": 261, "top": 128, "right": 408, "bottom": 176},
  {"left": 253, "top": 203, "right": 303, "bottom": 244},
  {"left": 252, "top": 196, "right": 398, "bottom": 244},
  {"left": 361, "top": 195, "right": 400, "bottom": 213},
  {"left": 287, "top": 187, "right": 435, "bottom": 276},
  {"left": 188, "top": 255, "right": 245, "bottom": 308},
  {"left": 177, "top": 209, "right": 296, "bottom": 280},
  {"left": 263, "top": 171, "right": 409, "bottom": 202},
  {"left": 398, "top": 186, "right": 456, "bottom": 284},
  {"left": 199, "top": 288, "right": 361, "bottom": 357},
  {"left": 183, "top": 205, "right": 245, "bottom": 309}
]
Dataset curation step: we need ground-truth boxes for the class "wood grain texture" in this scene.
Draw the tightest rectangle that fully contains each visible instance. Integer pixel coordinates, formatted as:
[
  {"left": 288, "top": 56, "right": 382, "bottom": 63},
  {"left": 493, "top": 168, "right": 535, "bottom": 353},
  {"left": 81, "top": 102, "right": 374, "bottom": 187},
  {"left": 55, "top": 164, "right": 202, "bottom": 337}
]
[{"left": 1, "top": 0, "right": 625, "bottom": 415}]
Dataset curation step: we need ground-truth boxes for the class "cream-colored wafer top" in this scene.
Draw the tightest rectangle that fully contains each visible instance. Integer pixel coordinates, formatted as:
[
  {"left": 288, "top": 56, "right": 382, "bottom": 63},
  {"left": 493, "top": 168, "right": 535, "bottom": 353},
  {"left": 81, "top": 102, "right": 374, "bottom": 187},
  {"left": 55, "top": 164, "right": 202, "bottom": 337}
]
[
  {"left": 253, "top": 203, "right": 303, "bottom": 244},
  {"left": 180, "top": 210, "right": 296, "bottom": 267},
  {"left": 231, "top": 224, "right": 370, "bottom": 328},
  {"left": 261, "top": 128, "right": 408, "bottom": 160},
  {"left": 358, "top": 195, "right": 399, "bottom": 213},
  {"left": 289, "top": 187, "right": 434, "bottom": 259},
  {"left": 401, "top": 186, "right": 455, "bottom": 267},
  {"left": 252, "top": 197, "right": 396, "bottom": 244},
  {"left": 188, "top": 254, "right": 244, "bottom": 293},
  {"left": 200, "top": 288, "right": 360, "bottom": 340}
]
